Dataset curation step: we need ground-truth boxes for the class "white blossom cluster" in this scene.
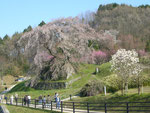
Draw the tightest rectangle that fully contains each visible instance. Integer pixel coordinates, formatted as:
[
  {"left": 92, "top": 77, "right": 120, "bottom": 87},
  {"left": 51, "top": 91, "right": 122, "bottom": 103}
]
[{"left": 110, "top": 49, "right": 142, "bottom": 81}]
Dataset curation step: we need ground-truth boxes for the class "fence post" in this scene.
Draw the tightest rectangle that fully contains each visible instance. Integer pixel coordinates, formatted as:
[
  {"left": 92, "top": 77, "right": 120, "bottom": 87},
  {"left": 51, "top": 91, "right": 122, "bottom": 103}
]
[
  {"left": 16, "top": 98, "right": 17, "bottom": 106},
  {"left": 35, "top": 99, "right": 36, "bottom": 108},
  {"left": 127, "top": 102, "right": 129, "bottom": 113},
  {"left": 70, "top": 95, "right": 72, "bottom": 100},
  {"left": 6, "top": 98, "right": 7, "bottom": 104},
  {"left": 73, "top": 102, "right": 75, "bottom": 113},
  {"left": 61, "top": 101, "right": 63, "bottom": 113},
  {"left": 51, "top": 101, "right": 53, "bottom": 110},
  {"left": 42, "top": 100, "right": 44, "bottom": 109},
  {"left": 105, "top": 103, "right": 107, "bottom": 113},
  {"left": 28, "top": 99, "right": 29, "bottom": 107},
  {"left": 87, "top": 102, "right": 89, "bottom": 113},
  {"left": 22, "top": 98, "right": 23, "bottom": 106}
]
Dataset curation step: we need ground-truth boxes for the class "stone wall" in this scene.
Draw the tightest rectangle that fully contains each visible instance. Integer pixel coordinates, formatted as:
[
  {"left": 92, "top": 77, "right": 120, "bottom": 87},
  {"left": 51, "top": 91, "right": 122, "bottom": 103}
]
[{"left": 33, "top": 82, "right": 66, "bottom": 90}]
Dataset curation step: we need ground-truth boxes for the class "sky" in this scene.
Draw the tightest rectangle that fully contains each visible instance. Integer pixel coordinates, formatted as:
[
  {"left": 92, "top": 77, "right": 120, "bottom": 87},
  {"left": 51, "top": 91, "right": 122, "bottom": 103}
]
[{"left": 0, "top": 0, "right": 150, "bottom": 38}]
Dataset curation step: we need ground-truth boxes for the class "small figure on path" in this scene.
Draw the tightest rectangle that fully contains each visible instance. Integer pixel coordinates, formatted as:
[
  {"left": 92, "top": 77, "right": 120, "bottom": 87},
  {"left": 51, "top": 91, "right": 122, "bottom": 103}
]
[
  {"left": 43, "top": 96, "right": 46, "bottom": 107},
  {"left": 2, "top": 94, "right": 4, "bottom": 103},
  {"left": 27, "top": 95, "right": 31, "bottom": 105},
  {"left": 4, "top": 96, "right": 7, "bottom": 103},
  {"left": 0, "top": 95, "right": 2, "bottom": 103},
  {"left": 24, "top": 95, "right": 27, "bottom": 105},
  {"left": 15, "top": 93, "right": 18, "bottom": 103},
  {"left": 56, "top": 96, "right": 61, "bottom": 109},
  {"left": 10, "top": 95, "right": 14, "bottom": 104},
  {"left": 38, "top": 95, "right": 42, "bottom": 104},
  {"left": 54, "top": 92, "right": 58, "bottom": 102},
  {"left": 47, "top": 95, "right": 51, "bottom": 104}
]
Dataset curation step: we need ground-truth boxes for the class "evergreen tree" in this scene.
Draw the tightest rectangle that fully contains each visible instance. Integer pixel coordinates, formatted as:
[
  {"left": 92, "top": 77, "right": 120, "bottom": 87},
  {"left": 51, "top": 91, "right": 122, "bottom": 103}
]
[
  {"left": 38, "top": 21, "right": 46, "bottom": 27},
  {"left": 0, "top": 37, "right": 3, "bottom": 44},
  {"left": 23, "top": 25, "right": 32, "bottom": 33},
  {"left": 3, "top": 34, "right": 10, "bottom": 41}
]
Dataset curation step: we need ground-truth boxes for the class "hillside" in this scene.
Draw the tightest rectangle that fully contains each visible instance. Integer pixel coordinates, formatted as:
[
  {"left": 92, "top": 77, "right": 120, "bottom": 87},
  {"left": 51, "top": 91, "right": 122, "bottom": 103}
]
[
  {"left": 82, "top": 4, "right": 150, "bottom": 52},
  {"left": 7, "top": 62, "right": 150, "bottom": 100},
  {"left": 93, "top": 4, "right": 150, "bottom": 41},
  {"left": 17, "top": 18, "right": 118, "bottom": 89}
]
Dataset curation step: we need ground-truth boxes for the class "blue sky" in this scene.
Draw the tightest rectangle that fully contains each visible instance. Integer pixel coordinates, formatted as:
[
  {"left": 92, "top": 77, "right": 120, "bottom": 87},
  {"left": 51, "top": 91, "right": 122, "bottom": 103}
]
[{"left": 0, "top": 0, "right": 150, "bottom": 38}]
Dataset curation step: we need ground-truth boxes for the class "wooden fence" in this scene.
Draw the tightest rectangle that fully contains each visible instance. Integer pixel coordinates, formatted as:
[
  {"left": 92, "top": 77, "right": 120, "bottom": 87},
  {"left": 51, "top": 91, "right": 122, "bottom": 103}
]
[{"left": 5, "top": 98, "right": 150, "bottom": 113}]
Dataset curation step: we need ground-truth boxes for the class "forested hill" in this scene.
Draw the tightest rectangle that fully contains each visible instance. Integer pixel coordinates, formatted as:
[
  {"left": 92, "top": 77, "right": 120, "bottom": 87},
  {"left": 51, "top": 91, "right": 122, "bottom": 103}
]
[
  {"left": 92, "top": 4, "right": 150, "bottom": 39},
  {"left": 86, "top": 4, "right": 150, "bottom": 51}
]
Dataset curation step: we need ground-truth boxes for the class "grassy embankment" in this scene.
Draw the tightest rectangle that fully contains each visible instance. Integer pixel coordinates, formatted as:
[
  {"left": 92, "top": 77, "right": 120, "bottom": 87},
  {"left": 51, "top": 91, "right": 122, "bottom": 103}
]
[
  {"left": 5, "top": 104, "right": 59, "bottom": 113},
  {"left": 0, "top": 75, "right": 17, "bottom": 93}
]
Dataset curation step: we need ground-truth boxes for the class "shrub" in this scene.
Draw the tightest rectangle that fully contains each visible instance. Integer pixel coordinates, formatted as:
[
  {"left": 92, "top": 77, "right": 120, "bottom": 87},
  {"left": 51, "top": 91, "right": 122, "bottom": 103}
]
[
  {"left": 92, "top": 50, "right": 107, "bottom": 65},
  {"left": 80, "top": 80, "right": 103, "bottom": 97},
  {"left": 102, "top": 74, "right": 120, "bottom": 93}
]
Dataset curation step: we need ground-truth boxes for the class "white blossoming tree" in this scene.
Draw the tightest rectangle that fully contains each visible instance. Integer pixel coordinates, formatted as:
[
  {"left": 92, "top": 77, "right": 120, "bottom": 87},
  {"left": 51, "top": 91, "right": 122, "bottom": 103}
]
[{"left": 110, "top": 49, "right": 142, "bottom": 95}]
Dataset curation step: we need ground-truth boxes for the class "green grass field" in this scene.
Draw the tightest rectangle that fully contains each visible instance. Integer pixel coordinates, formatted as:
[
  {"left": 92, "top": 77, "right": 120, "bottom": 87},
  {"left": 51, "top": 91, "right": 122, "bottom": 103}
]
[
  {"left": 71, "top": 86, "right": 150, "bottom": 103},
  {"left": 6, "top": 105, "right": 59, "bottom": 113},
  {"left": 6, "top": 63, "right": 150, "bottom": 103}
]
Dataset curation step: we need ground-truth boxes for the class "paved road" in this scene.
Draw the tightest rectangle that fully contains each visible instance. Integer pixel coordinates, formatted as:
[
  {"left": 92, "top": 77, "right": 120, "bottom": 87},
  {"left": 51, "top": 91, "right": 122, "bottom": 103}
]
[{"left": 1, "top": 84, "right": 17, "bottom": 94}]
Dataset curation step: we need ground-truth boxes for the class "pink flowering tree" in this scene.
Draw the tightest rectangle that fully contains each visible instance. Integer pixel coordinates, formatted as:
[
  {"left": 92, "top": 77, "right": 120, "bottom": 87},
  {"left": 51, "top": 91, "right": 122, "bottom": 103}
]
[
  {"left": 34, "top": 51, "right": 54, "bottom": 69},
  {"left": 138, "top": 50, "right": 146, "bottom": 57},
  {"left": 92, "top": 51, "right": 107, "bottom": 65}
]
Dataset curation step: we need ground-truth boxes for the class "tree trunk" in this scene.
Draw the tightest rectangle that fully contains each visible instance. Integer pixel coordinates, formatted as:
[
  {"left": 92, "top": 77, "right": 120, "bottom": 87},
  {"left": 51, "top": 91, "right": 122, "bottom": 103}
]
[
  {"left": 125, "top": 82, "right": 128, "bottom": 94},
  {"left": 141, "top": 84, "right": 143, "bottom": 94},
  {"left": 122, "top": 81, "right": 124, "bottom": 95},
  {"left": 138, "top": 77, "right": 140, "bottom": 95}
]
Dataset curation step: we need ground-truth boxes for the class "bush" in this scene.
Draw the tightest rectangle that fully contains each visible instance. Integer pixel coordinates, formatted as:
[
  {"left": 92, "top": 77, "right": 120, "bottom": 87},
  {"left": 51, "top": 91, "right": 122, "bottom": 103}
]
[
  {"left": 102, "top": 74, "right": 120, "bottom": 93},
  {"left": 80, "top": 80, "right": 103, "bottom": 97},
  {"left": 103, "top": 73, "right": 150, "bottom": 93},
  {"left": 96, "top": 62, "right": 112, "bottom": 77},
  {"left": 140, "top": 57, "right": 150, "bottom": 65}
]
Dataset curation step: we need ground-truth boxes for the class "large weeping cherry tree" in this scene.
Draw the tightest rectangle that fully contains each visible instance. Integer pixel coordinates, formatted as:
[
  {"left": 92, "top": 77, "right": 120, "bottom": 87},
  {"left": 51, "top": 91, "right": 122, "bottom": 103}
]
[{"left": 110, "top": 49, "right": 142, "bottom": 95}]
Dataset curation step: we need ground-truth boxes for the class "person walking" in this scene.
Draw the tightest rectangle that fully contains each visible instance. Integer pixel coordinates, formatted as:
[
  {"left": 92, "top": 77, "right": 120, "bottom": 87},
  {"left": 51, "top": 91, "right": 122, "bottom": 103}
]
[
  {"left": 24, "top": 95, "right": 27, "bottom": 105},
  {"left": 4, "top": 96, "right": 7, "bottom": 103},
  {"left": 56, "top": 96, "right": 60, "bottom": 109},
  {"left": 2, "top": 94, "right": 4, "bottom": 103},
  {"left": 27, "top": 95, "right": 31, "bottom": 105},
  {"left": 47, "top": 95, "right": 51, "bottom": 104},
  {"left": 38, "top": 95, "right": 42, "bottom": 104},
  {"left": 10, "top": 95, "right": 14, "bottom": 104},
  {"left": 0, "top": 95, "right": 2, "bottom": 103},
  {"left": 43, "top": 96, "right": 46, "bottom": 108},
  {"left": 54, "top": 93, "right": 58, "bottom": 102},
  {"left": 15, "top": 93, "right": 18, "bottom": 103}
]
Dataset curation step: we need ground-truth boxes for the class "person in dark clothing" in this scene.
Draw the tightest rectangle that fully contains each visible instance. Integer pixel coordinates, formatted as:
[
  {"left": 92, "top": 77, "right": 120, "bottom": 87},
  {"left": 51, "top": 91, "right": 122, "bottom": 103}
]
[{"left": 24, "top": 95, "right": 28, "bottom": 105}]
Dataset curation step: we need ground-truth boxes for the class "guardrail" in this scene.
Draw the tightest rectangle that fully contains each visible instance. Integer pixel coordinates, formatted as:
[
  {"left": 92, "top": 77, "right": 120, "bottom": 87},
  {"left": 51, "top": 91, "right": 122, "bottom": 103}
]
[{"left": 5, "top": 98, "right": 150, "bottom": 113}]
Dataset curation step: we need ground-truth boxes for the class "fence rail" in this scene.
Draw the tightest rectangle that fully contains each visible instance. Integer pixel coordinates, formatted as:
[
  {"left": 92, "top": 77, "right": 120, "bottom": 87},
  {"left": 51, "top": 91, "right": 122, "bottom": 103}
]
[{"left": 5, "top": 98, "right": 150, "bottom": 113}]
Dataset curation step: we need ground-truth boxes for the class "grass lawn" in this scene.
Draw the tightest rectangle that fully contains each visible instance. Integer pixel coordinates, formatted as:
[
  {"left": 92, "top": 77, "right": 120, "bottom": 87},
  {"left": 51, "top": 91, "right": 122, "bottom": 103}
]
[
  {"left": 6, "top": 104, "right": 59, "bottom": 113},
  {"left": 71, "top": 86, "right": 150, "bottom": 103}
]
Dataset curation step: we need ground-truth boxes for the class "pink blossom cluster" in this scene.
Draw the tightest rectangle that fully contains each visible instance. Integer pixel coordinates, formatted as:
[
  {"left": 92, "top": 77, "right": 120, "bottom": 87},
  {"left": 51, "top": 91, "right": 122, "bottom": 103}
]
[
  {"left": 92, "top": 50, "right": 107, "bottom": 64},
  {"left": 34, "top": 51, "right": 54, "bottom": 68},
  {"left": 138, "top": 50, "right": 146, "bottom": 57},
  {"left": 39, "top": 51, "right": 54, "bottom": 61}
]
